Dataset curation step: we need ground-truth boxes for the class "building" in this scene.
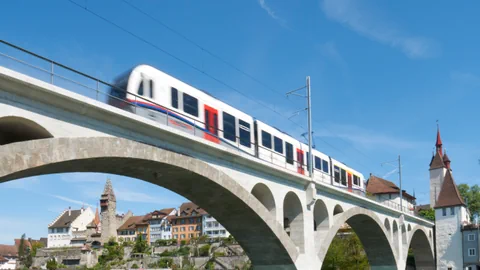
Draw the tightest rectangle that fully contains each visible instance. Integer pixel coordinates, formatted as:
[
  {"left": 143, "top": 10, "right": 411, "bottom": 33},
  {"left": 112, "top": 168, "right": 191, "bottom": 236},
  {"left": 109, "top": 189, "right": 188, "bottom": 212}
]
[
  {"left": 426, "top": 126, "right": 476, "bottom": 269},
  {"left": 462, "top": 224, "right": 480, "bottom": 270},
  {"left": 85, "top": 207, "right": 102, "bottom": 248},
  {"left": 145, "top": 208, "right": 176, "bottom": 244},
  {"left": 366, "top": 174, "right": 416, "bottom": 214},
  {"left": 117, "top": 215, "right": 150, "bottom": 243},
  {"left": 171, "top": 202, "right": 204, "bottom": 244},
  {"left": 203, "top": 214, "right": 230, "bottom": 239},
  {"left": 47, "top": 207, "right": 95, "bottom": 248},
  {"left": 98, "top": 179, "right": 132, "bottom": 245}
]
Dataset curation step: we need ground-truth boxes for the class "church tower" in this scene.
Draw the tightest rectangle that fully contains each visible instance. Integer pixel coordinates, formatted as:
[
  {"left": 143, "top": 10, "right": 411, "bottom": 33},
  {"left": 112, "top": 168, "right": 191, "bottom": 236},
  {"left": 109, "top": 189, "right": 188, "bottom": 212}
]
[
  {"left": 434, "top": 170, "right": 469, "bottom": 269},
  {"left": 100, "top": 179, "right": 117, "bottom": 244},
  {"left": 429, "top": 126, "right": 447, "bottom": 207}
]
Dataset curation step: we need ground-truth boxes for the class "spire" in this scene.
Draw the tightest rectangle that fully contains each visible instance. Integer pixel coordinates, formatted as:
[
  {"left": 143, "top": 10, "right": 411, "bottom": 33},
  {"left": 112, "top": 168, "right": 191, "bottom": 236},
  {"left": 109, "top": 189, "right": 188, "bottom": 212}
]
[
  {"left": 94, "top": 207, "right": 100, "bottom": 226},
  {"left": 443, "top": 150, "right": 451, "bottom": 170},
  {"left": 436, "top": 122, "right": 443, "bottom": 156},
  {"left": 102, "top": 178, "right": 115, "bottom": 199}
]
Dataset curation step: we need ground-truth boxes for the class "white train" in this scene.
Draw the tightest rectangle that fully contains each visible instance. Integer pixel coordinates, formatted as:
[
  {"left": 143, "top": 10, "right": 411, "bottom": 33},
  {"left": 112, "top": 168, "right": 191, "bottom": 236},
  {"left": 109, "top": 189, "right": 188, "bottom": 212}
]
[{"left": 108, "top": 65, "right": 365, "bottom": 194}]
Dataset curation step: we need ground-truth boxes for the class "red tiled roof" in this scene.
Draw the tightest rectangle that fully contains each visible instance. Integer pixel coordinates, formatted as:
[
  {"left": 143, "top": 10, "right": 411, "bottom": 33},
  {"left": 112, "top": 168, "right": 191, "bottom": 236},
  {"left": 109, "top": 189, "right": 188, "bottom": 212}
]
[
  {"left": 436, "top": 128, "right": 443, "bottom": 148},
  {"left": 178, "top": 202, "right": 207, "bottom": 216},
  {"left": 434, "top": 170, "right": 466, "bottom": 208},
  {"left": 366, "top": 175, "right": 415, "bottom": 200},
  {"left": 429, "top": 151, "right": 445, "bottom": 170},
  {"left": 145, "top": 208, "right": 176, "bottom": 221},
  {"left": 0, "top": 245, "right": 17, "bottom": 257},
  {"left": 0, "top": 256, "right": 7, "bottom": 263},
  {"left": 117, "top": 215, "right": 148, "bottom": 231}
]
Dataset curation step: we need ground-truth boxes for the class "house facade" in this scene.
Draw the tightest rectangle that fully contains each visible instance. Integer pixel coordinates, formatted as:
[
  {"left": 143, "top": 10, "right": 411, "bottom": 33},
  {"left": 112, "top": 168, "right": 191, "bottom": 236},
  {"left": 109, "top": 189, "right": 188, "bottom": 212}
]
[
  {"left": 171, "top": 202, "right": 204, "bottom": 244},
  {"left": 146, "top": 208, "right": 176, "bottom": 244},
  {"left": 47, "top": 207, "right": 94, "bottom": 248},
  {"left": 202, "top": 214, "right": 230, "bottom": 239},
  {"left": 117, "top": 215, "right": 150, "bottom": 244}
]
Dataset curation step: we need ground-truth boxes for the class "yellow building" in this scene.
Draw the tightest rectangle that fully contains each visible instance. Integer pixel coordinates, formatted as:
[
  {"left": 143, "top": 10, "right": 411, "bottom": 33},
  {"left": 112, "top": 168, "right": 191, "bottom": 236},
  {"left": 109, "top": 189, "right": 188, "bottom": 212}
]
[{"left": 117, "top": 215, "right": 150, "bottom": 244}]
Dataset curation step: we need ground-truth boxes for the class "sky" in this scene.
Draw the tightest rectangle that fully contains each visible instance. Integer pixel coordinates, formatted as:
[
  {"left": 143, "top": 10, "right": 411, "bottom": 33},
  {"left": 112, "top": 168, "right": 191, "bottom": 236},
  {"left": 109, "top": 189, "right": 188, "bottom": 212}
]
[{"left": 1, "top": 0, "right": 480, "bottom": 243}]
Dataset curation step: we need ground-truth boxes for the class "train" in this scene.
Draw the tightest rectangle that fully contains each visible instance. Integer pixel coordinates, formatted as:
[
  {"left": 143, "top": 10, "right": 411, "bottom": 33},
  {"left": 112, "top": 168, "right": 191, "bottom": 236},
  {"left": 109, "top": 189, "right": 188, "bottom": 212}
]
[{"left": 108, "top": 65, "right": 365, "bottom": 194}]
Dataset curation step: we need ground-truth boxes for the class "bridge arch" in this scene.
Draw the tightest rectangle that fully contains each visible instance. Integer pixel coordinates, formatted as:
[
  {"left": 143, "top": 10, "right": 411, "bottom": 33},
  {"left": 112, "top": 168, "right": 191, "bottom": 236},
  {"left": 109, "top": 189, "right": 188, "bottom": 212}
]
[
  {"left": 0, "top": 116, "right": 53, "bottom": 145},
  {"left": 313, "top": 199, "right": 329, "bottom": 231},
  {"left": 333, "top": 204, "right": 343, "bottom": 215},
  {"left": 317, "top": 207, "right": 398, "bottom": 268},
  {"left": 403, "top": 226, "right": 434, "bottom": 269},
  {"left": 251, "top": 183, "right": 276, "bottom": 217},
  {"left": 283, "top": 191, "right": 305, "bottom": 253},
  {"left": 0, "top": 137, "right": 299, "bottom": 267}
]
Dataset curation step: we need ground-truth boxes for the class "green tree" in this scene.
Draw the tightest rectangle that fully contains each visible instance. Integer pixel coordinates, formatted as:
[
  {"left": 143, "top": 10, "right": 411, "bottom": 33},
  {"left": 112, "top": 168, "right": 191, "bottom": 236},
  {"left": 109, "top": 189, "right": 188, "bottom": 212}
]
[
  {"left": 17, "top": 234, "right": 33, "bottom": 268},
  {"left": 46, "top": 258, "right": 58, "bottom": 270},
  {"left": 458, "top": 183, "right": 480, "bottom": 220},
  {"left": 31, "top": 241, "right": 44, "bottom": 257},
  {"left": 418, "top": 208, "right": 435, "bottom": 221},
  {"left": 322, "top": 230, "right": 369, "bottom": 270},
  {"left": 132, "top": 235, "right": 150, "bottom": 254}
]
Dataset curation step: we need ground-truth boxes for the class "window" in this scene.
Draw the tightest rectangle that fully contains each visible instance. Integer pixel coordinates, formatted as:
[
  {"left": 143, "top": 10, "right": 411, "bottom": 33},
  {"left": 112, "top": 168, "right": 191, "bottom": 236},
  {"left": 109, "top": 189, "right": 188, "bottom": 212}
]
[
  {"left": 171, "top": 87, "right": 179, "bottom": 109},
  {"left": 286, "top": 142, "right": 294, "bottom": 164},
  {"left": 189, "top": 218, "right": 194, "bottom": 224},
  {"left": 239, "top": 120, "right": 251, "bottom": 147},
  {"left": 334, "top": 166, "right": 340, "bottom": 183},
  {"left": 138, "top": 80, "right": 144, "bottom": 96},
  {"left": 183, "top": 93, "right": 198, "bottom": 117},
  {"left": 389, "top": 194, "right": 392, "bottom": 199},
  {"left": 306, "top": 152, "right": 310, "bottom": 170},
  {"left": 340, "top": 169, "right": 347, "bottom": 185},
  {"left": 469, "top": 248, "right": 476, "bottom": 256},
  {"left": 181, "top": 234, "right": 185, "bottom": 239},
  {"left": 353, "top": 175, "right": 359, "bottom": 186},
  {"left": 468, "top": 234, "right": 476, "bottom": 241},
  {"left": 322, "top": 160, "right": 329, "bottom": 173},
  {"left": 149, "top": 80, "right": 154, "bottom": 99},
  {"left": 450, "top": 207, "right": 455, "bottom": 215},
  {"left": 223, "top": 112, "right": 236, "bottom": 142},
  {"left": 262, "top": 131, "right": 272, "bottom": 149},
  {"left": 315, "top": 156, "right": 321, "bottom": 170},
  {"left": 442, "top": 208, "right": 447, "bottom": 216},
  {"left": 274, "top": 137, "right": 283, "bottom": 153}
]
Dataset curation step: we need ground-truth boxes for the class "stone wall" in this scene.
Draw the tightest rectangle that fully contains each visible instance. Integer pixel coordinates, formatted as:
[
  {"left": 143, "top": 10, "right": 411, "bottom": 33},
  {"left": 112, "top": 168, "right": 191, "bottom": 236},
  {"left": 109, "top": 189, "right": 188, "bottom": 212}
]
[{"left": 33, "top": 247, "right": 99, "bottom": 268}]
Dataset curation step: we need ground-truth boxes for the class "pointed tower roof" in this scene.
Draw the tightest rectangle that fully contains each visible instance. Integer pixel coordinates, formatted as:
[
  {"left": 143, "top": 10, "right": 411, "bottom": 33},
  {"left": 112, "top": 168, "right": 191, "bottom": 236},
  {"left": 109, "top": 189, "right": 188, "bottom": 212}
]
[
  {"left": 436, "top": 126, "right": 443, "bottom": 148},
  {"left": 443, "top": 150, "right": 451, "bottom": 168},
  {"left": 434, "top": 170, "right": 465, "bottom": 208},
  {"left": 94, "top": 207, "right": 100, "bottom": 226},
  {"left": 429, "top": 150, "right": 445, "bottom": 170},
  {"left": 102, "top": 178, "right": 115, "bottom": 199}
]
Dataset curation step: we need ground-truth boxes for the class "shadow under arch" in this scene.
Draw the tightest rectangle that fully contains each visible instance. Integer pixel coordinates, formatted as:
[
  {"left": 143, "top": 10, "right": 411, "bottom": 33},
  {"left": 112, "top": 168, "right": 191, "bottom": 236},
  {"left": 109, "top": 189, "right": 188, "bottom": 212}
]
[
  {"left": 0, "top": 137, "right": 299, "bottom": 268},
  {"left": 251, "top": 183, "right": 276, "bottom": 217},
  {"left": 403, "top": 226, "right": 435, "bottom": 270},
  {"left": 317, "top": 207, "right": 398, "bottom": 268},
  {"left": 0, "top": 116, "right": 53, "bottom": 145}
]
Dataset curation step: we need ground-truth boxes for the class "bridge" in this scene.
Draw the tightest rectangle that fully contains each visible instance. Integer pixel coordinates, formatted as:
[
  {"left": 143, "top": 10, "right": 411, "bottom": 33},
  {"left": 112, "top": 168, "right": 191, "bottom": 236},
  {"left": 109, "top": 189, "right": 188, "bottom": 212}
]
[{"left": 0, "top": 41, "right": 434, "bottom": 269}]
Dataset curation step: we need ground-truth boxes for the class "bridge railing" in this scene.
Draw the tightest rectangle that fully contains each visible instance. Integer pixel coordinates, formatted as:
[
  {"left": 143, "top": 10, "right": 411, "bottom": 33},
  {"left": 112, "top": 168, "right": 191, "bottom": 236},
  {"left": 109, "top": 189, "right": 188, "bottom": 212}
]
[{"left": 0, "top": 40, "right": 433, "bottom": 223}]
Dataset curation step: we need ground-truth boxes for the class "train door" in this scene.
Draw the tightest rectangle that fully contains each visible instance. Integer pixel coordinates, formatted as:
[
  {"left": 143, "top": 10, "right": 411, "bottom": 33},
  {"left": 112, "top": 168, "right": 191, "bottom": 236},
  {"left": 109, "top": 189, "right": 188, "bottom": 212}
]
[
  {"left": 347, "top": 172, "right": 353, "bottom": 192},
  {"left": 296, "top": 149, "right": 305, "bottom": 175},
  {"left": 204, "top": 105, "right": 219, "bottom": 143}
]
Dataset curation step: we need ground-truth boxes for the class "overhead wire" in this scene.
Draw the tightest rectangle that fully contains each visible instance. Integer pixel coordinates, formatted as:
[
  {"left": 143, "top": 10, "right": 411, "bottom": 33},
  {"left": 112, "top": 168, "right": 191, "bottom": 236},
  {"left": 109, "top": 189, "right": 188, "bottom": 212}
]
[
  {"left": 66, "top": 0, "right": 376, "bottom": 173},
  {"left": 120, "top": 0, "right": 379, "bottom": 166}
]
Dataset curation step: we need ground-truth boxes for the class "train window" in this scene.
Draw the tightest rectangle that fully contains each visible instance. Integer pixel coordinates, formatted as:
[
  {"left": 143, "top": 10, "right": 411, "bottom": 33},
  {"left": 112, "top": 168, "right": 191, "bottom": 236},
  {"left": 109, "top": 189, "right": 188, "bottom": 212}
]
[
  {"left": 183, "top": 93, "right": 198, "bottom": 117},
  {"left": 285, "top": 142, "right": 293, "bottom": 164},
  {"left": 322, "top": 160, "right": 329, "bottom": 173},
  {"left": 223, "top": 112, "right": 236, "bottom": 142},
  {"left": 353, "top": 175, "right": 359, "bottom": 186},
  {"left": 315, "top": 156, "right": 321, "bottom": 170},
  {"left": 340, "top": 169, "right": 347, "bottom": 186},
  {"left": 239, "top": 120, "right": 251, "bottom": 147},
  {"left": 262, "top": 131, "right": 272, "bottom": 149},
  {"left": 334, "top": 166, "right": 340, "bottom": 183},
  {"left": 306, "top": 152, "right": 310, "bottom": 170},
  {"left": 138, "top": 80, "right": 144, "bottom": 96},
  {"left": 274, "top": 137, "right": 283, "bottom": 154},
  {"left": 149, "top": 80, "right": 154, "bottom": 99},
  {"left": 171, "top": 87, "right": 179, "bottom": 109}
]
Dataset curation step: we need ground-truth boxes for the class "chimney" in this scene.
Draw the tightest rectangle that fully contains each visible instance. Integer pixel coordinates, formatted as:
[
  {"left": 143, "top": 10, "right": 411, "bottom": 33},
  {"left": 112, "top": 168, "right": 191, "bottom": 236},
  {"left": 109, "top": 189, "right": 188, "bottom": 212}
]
[{"left": 69, "top": 206, "right": 71, "bottom": 216}]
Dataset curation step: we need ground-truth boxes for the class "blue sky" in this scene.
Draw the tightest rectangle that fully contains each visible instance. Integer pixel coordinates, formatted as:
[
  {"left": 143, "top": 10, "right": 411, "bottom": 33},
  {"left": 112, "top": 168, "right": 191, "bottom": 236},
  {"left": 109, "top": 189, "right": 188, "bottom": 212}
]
[{"left": 1, "top": 0, "right": 480, "bottom": 243}]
